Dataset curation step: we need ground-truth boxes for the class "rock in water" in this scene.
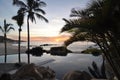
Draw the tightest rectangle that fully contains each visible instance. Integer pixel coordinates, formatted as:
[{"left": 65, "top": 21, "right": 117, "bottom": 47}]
[
  {"left": 12, "top": 63, "right": 55, "bottom": 80},
  {"left": 63, "top": 71, "right": 92, "bottom": 80}
]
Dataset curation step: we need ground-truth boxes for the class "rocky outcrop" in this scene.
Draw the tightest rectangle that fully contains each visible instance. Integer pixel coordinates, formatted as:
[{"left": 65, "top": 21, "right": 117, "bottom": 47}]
[
  {"left": 63, "top": 70, "right": 92, "bottom": 80},
  {"left": 26, "top": 47, "right": 45, "bottom": 56},
  {"left": 50, "top": 46, "right": 72, "bottom": 56},
  {"left": 12, "top": 63, "right": 55, "bottom": 80}
]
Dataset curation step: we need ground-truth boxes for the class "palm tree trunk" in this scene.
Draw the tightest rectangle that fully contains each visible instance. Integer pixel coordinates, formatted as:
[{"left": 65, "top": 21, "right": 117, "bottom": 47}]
[
  {"left": 93, "top": 34, "right": 120, "bottom": 80},
  {"left": 18, "top": 27, "right": 21, "bottom": 63},
  {"left": 4, "top": 33, "right": 7, "bottom": 63},
  {"left": 27, "top": 16, "right": 30, "bottom": 64}
]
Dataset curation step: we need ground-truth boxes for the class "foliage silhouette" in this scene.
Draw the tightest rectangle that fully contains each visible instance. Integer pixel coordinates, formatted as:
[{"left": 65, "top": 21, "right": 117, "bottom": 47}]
[
  {"left": 13, "top": 0, "right": 48, "bottom": 63},
  {"left": 88, "top": 60, "right": 106, "bottom": 79},
  {"left": 0, "top": 19, "right": 14, "bottom": 63},
  {"left": 12, "top": 9, "right": 24, "bottom": 63},
  {"left": 61, "top": 0, "right": 120, "bottom": 79},
  {"left": 81, "top": 48, "right": 101, "bottom": 56}
]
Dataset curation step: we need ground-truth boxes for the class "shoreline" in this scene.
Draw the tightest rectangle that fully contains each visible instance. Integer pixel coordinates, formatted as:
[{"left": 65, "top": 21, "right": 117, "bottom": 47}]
[{"left": 0, "top": 43, "right": 26, "bottom": 56}]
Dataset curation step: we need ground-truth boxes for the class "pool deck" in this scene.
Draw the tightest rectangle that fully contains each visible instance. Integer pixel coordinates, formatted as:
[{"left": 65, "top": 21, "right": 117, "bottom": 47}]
[
  {"left": 0, "top": 63, "right": 109, "bottom": 80},
  {"left": 0, "top": 63, "right": 18, "bottom": 75}
]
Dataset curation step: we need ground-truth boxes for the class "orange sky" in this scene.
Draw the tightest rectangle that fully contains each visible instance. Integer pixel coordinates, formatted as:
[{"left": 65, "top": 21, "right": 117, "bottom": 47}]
[
  {"left": 0, "top": 0, "right": 89, "bottom": 44},
  {"left": 19, "top": 35, "right": 70, "bottom": 43}
]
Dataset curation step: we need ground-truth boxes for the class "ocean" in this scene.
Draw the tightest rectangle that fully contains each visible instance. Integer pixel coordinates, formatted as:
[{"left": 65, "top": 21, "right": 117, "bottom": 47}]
[{"left": 0, "top": 41, "right": 102, "bottom": 80}]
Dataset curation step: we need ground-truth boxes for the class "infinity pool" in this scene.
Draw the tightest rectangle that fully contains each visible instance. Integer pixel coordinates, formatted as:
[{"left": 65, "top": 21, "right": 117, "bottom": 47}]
[{"left": 0, "top": 53, "right": 102, "bottom": 79}]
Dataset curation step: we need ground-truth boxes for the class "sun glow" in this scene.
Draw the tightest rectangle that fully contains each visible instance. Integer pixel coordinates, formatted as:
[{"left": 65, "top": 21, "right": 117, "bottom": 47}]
[
  {"left": 23, "top": 35, "right": 70, "bottom": 43},
  {"left": 55, "top": 39, "right": 60, "bottom": 42},
  {"left": 54, "top": 37, "right": 70, "bottom": 43}
]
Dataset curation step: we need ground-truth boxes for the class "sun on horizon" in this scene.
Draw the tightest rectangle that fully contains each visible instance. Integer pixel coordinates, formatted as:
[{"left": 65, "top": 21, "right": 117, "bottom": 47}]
[{"left": 0, "top": 0, "right": 88, "bottom": 41}]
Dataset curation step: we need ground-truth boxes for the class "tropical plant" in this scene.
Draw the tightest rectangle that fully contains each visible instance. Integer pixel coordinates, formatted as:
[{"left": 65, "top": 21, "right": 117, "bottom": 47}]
[
  {"left": 0, "top": 19, "right": 15, "bottom": 63},
  {"left": 13, "top": 0, "right": 48, "bottom": 63},
  {"left": 12, "top": 9, "right": 24, "bottom": 63},
  {"left": 61, "top": 18, "right": 91, "bottom": 46},
  {"left": 61, "top": 0, "right": 120, "bottom": 79},
  {"left": 81, "top": 48, "right": 101, "bottom": 56},
  {"left": 88, "top": 60, "right": 106, "bottom": 79}
]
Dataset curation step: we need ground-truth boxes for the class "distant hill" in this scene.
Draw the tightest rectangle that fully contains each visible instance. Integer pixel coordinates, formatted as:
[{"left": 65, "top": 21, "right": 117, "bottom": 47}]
[{"left": 0, "top": 36, "right": 22, "bottom": 43}]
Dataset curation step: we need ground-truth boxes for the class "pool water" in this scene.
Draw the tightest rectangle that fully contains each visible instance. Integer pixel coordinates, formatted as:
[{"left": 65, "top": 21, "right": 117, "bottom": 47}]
[{"left": 0, "top": 53, "right": 102, "bottom": 79}]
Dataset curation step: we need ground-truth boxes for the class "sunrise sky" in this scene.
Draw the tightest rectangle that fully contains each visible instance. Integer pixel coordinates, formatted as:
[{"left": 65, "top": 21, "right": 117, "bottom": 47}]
[{"left": 0, "top": 0, "right": 90, "bottom": 42}]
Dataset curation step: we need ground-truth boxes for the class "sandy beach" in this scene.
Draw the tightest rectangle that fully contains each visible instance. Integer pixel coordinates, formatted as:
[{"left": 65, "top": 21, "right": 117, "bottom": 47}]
[{"left": 0, "top": 43, "right": 26, "bottom": 56}]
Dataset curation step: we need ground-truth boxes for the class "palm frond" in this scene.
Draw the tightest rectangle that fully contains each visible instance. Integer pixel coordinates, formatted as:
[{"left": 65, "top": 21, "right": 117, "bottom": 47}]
[
  {"left": 4, "top": 25, "right": 9, "bottom": 32},
  {"left": 89, "top": 0, "right": 103, "bottom": 9},
  {"left": 13, "top": 0, "right": 27, "bottom": 8},
  {"left": 39, "top": 1, "right": 47, "bottom": 7},
  {"left": 5, "top": 23, "right": 14, "bottom": 33},
  {"left": 13, "top": 0, "right": 18, "bottom": 5},
  {"left": 35, "top": 13, "right": 48, "bottom": 23},
  {"left": 61, "top": 17, "right": 97, "bottom": 33},
  {"left": 88, "top": 66, "right": 98, "bottom": 78},
  {"left": 0, "top": 26, "right": 4, "bottom": 33},
  {"left": 101, "top": 58, "right": 106, "bottom": 78},
  {"left": 92, "top": 61, "right": 101, "bottom": 76},
  {"left": 64, "top": 30, "right": 90, "bottom": 46},
  {"left": 29, "top": 12, "right": 36, "bottom": 23},
  {"left": 12, "top": 15, "right": 18, "bottom": 21},
  {"left": 64, "top": 33, "right": 86, "bottom": 46},
  {"left": 34, "top": 0, "right": 47, "bottom": 8},
  {"left": 17, "top": 7, "right": 27, "bottom": 14},
  {"left": 12, "top": 13, "right": 24, "bottom": 27},
  {"left": 61, "top": 18, "right": 75, "bottom": 32},
  {"left": 61, "top": 25, "right": 73, "bottom": 33},
  {"left": 34, "top": 8, "right": 46, "bottom": 14},
  {"left": 70, "top": 8, "right": 83, "bottom": 17},
  {"left": 66, "top": 28, "right": 79, "bottom": 33},
  {"left": 63, "top": 18, "right": 70, "bottom": 24},
  {"left": 6, "top": 27, "right": 15, "bottom": 33},
  {"left": 6, "top": 24, "right": 13, "bottom": 27},
  {"left": 27, "top": 0, "right": 34, "bottom": 8},
  {"left": 87, "top": 0, "right": 103, "bottom": 17}
]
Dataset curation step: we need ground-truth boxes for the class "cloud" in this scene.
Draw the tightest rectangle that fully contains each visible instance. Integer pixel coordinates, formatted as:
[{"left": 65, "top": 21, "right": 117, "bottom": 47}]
[
  {"left": 51, "top": 17, "right": 64, "bottom": 24},
  {"left": 19, "top": 17, "right": 65, "bottom": 37}
]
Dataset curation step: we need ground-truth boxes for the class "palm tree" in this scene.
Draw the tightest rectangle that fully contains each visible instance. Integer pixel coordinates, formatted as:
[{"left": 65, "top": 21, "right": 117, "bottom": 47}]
[
  {"left": 0, "top": 19, "right": 15, "bottom": 63},
  {"left": 13, "top": 0, "right": 48, "bottom": 64},
  {"left": 61, "top": 0, "right": 120, "bottom": 79},
  {"left": 12, "top": 10, "right": 24, "bottom": 63},
  {"left": 61, "top": 18, "right": 90, "bottom": 46}
]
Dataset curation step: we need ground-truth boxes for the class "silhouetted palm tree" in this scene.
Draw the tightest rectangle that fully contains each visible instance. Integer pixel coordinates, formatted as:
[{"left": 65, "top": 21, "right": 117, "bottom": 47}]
[
  {"left": 61, "top": 18, "right": 91, "bottom": 46},
  {"left": 12, "top": 10, "right": 24, "bottom": 63},
  {"left": 0, "top": 19, "right": 15, "bottom": 63},
  {"left": 13, "top": 0, "right": 48, "bottom": 63},
  {"left": 61, "top": 0, "right": 120, "bottom": 79}
]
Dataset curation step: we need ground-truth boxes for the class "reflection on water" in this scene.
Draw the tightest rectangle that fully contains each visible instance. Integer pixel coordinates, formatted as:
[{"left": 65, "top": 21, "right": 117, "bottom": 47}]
[
  {"left": 0, "top": 41, "right": 100, "bottom": 79},
  {"left": 0, "top": 53, "right": 102, "bottom": 80}
]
